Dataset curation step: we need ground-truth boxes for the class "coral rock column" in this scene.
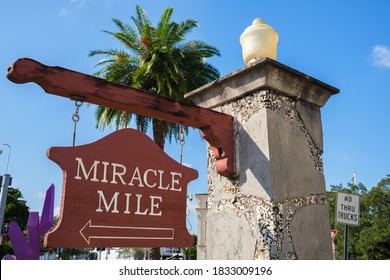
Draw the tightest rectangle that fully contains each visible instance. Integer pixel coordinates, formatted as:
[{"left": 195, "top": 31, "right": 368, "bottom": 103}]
[
  {"left": 196, "top": 194, "right": 208, "bottom": 260},
  {"left": 185, "top": 58, "right": 339, "bottom": 260}
]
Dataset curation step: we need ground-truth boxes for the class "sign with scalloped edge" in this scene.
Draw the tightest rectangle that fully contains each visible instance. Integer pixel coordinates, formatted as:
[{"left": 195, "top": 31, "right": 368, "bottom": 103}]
[{"left": 44, "top": 128, "right": 198, "bottom": 248}]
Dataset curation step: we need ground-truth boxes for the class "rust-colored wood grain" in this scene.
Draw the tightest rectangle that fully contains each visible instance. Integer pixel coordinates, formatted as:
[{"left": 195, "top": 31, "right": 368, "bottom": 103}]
[{"left": 7, "top": 58, "right": 236, "bottom": 176}]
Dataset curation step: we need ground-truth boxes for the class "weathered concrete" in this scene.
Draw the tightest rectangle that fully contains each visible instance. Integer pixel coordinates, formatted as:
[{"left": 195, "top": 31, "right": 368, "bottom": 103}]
[
  {"left": 185, "top": 58, "right": 338, "bottom": 109},
  {"left": 186, "top": 58, "right": 339, "bottom": 260},
  {"left": 196, "top": 194, "right": 208, "bottom": 260}
]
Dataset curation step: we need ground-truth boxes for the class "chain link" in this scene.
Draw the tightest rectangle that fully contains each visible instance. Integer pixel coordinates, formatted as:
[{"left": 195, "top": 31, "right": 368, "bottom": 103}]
[{"left": 72, "top": 100, "right": 83, "bottom": 146}]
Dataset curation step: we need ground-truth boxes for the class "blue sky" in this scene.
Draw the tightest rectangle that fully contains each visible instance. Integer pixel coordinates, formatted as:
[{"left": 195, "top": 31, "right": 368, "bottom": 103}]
[{"left": 1, "top": 0, "right": 389, "bottom": 235}]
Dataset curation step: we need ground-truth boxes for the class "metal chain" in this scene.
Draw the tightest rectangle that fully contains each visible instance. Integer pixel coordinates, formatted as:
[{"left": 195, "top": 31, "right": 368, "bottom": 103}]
[
  {"left": 72, "top": 100, "right": 83, "bottom": 146},
  {"left": 179, "top": 128, "right": 185, "bottom": 164}
]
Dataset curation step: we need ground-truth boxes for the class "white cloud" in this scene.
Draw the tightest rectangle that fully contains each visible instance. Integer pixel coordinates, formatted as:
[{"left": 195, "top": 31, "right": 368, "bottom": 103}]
[
  {"left": 59, "top": 0, "right": 114, "bottom": 18},
  {"left": 59, "top": 0, "right": 89, "bottom": 18},
  {"left": 59, "top": 7, "right": 73, "bottom": 18},
  {"left": 182, "top": 162, "right": 193, "bottom": 168},
  {"left": 36, "top": 192, "right": 46, "bottom": 199},
  {"left": 341, "top": 153, "right": 351, "bottom": 162},
  {"left": 70, "top": 0, "right": 89, "bottom": 8},
  {"left": 54, "top": 207, "right": 61, "bottom": 217},
  {"left": 371, "top": 45, "right": 390, "bottom": 68}
]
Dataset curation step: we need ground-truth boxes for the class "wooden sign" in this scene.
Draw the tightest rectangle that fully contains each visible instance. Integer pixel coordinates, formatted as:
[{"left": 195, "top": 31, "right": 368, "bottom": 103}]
[{"left": 44, "top": 129, "right": 198, "bottom": 248}]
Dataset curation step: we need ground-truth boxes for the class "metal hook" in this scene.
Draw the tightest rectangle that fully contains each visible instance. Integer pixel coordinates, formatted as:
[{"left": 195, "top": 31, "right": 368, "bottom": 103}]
[{"left": 71, "top": 96, "right": 84, "bottom": 147}]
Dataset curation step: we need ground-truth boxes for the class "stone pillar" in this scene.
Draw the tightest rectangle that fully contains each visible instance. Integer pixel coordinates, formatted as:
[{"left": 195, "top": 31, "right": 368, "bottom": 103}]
[
  {"left": 196, "top": 194, "right": 208, "bottom": 260},
  {"left": 185, "top": 58, "right": 339, "bottom": 260}
]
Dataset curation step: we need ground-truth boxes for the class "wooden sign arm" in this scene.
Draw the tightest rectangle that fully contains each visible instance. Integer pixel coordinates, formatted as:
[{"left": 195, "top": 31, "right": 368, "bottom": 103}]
[{"left": 6, "top": 58, "right": 236, "bottom": 177}]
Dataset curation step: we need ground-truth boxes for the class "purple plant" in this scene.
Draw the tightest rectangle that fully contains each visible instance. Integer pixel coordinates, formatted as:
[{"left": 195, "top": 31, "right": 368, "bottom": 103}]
[{"left": 4, "top": 184, "right": 54, "bottom": 260}]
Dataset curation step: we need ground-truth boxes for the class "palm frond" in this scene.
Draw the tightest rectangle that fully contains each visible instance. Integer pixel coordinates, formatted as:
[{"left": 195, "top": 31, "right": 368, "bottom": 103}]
[
  {"left": 183, "top": 40, "right": 221, "bottom": 57},
  {"left": 111, "top": 18, "right": 127, "bottom": 32},
  {"left": 132, "top": 5, "right": 152, "bottom": 35},
  {"left": 177, "top": 19, "right": 198, "bottom": 39},
  {"left": 156, "top": 8, "right": 175, "bottom": 44},
  {"left": 101, "top": 30, "right": 115, "bottom": 36},
  {"left": 88, "top": 48, "right": 122, "bottom": 58},
  {"left": 158, "top": 7, "right": 174, "bottom": 30},
  {"left": 135, "top": 115, "right": 151, "bottom": 133}
]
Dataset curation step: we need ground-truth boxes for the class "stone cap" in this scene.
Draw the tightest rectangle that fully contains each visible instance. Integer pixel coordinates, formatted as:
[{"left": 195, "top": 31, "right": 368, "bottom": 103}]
[
  {"left": 185, "top": 58, "right": 339, "bottom": 108},
  {"left": 195, "top": 193, "right": 208, "bottom": 209}
]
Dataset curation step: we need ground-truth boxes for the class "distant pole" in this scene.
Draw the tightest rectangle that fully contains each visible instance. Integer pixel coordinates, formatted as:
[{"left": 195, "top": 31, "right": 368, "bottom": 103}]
[
  {"left": 0, "top": 174, "right": 12, "bottom": 229},
  {"left": 0, "top": 144, "right": 12, "bottom": 230},
  {"left": 345, "top": 167, "right": 356, "bottom": 260},
  {"left": 0, "top": 144, "right": 11, "bottom": 174},
  {"left": 344, "top": 224, "right": 348, "bottom": 260}
]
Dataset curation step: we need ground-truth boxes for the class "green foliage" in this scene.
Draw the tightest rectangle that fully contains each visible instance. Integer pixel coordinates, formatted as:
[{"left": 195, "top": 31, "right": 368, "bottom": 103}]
[
  {"left": 117, "top": 248, "right": 145, "bottom": 260},
  {"left": 328, "top": 175, "right": 390, "bottom": 260},
  {"left": 3, "top": 187, "right": 30, "bottom": 227},
  {"left": 0, "top": 187, "right": 30, "bottom": 259},
  {"left": 188, "top": 234, "right": 197, "bottom": 260},
  {"left": 183, "top": 234, "right": 197, "bottom": 260},
  {"left": 89, "top": 5, "right": 220, "bottom": 148}
]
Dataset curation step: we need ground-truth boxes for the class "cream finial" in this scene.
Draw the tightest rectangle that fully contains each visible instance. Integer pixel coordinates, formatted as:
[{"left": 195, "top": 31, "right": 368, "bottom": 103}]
[
  {"left": 240, "top": 18, "right": 279, "bottom": 64},
  {"left": 252, "top": 18, "right": 265, "bottom": 25}
]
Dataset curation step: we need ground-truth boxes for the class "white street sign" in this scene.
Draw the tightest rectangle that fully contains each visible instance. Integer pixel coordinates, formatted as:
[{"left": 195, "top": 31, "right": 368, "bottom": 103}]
[{"left": 336, "top": 192, "right": 360, "bottom": 226}]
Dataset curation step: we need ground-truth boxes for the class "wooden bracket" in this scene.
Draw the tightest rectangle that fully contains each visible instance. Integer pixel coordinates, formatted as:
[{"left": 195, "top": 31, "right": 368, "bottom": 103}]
[{"left": 6, "top": 58, "right": 236, "bottom": 177}]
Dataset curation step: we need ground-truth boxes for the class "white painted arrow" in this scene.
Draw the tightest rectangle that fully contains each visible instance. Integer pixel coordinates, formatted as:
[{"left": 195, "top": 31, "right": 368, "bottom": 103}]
[{"left": 79, "top": 219, "right": 175, "bottom": 245}]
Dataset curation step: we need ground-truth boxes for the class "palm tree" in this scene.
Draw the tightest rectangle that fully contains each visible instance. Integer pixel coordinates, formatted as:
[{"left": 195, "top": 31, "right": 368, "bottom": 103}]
[
  {"left": 89, "top": 5, "right": 220, "bottom": 259},
  {"left": 89, "top": 5, "right": 220, "bottom": 146}
]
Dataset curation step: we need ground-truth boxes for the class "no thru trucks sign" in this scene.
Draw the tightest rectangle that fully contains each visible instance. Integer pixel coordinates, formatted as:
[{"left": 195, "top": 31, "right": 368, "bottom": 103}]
[{"left": 336, "top": 192, "right": 360, "bottom": 226}]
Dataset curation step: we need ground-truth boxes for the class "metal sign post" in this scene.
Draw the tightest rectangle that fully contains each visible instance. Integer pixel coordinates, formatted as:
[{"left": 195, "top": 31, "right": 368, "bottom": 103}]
[
  {"left": 336, "top": 192, "right": 360, "bottom": 260},
  {"left": 0, "top": 174, "right": 12, "bottom": 230},
  {"left": 0, "top": 144, "right": 12, "bottom": 230}
]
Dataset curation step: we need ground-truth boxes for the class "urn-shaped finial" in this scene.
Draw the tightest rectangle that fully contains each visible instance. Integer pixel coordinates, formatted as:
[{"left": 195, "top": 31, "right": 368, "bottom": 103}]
[{"left": 240, "top": 18, "right": 279, "bottom": 64}]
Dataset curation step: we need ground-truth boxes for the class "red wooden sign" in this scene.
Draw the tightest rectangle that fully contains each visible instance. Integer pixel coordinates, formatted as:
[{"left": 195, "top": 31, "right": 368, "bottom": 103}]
[{"left": 44, "top": 128, "right": 198, "bottom": 248}]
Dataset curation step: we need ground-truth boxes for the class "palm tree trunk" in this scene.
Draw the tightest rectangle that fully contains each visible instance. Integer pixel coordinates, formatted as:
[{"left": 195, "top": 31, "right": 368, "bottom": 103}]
[
  {"left": 148, "top": 247, "right": 161, "bottom": 260},
  {"left": 152, "top": 119, "right": 168, "bottom": 150},
  {"left": 148, "top": 119, "right": 168, "bottom": 260}
]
